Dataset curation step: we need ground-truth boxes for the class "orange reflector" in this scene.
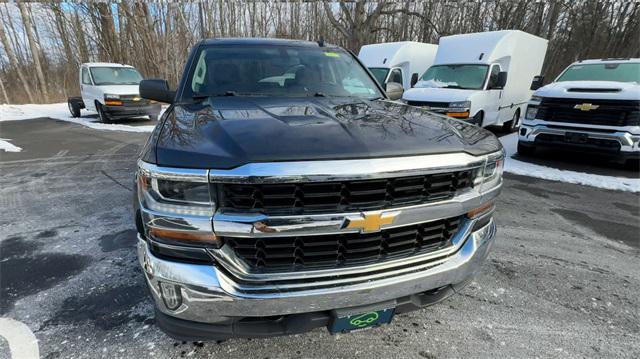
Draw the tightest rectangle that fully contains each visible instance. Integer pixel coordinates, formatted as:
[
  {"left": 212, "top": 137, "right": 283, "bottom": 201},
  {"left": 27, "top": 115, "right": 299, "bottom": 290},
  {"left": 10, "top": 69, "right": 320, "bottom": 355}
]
[
  {"left": 446, "top": 111, "right": 470, "bottom": 118},
  {"left": 105, "top": 99, "right": 123, "bottom": 106},
  {"left": 467, "top": 202, "right": 494, "bottom": 219},
  {"left": 149, "top": 227, "right": 219, "bottom": 243}
]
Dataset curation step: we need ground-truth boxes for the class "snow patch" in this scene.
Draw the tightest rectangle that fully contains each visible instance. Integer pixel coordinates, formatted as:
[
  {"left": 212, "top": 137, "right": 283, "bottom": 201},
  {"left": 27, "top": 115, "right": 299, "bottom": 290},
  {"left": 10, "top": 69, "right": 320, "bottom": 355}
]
[
  {"left": 500, "top": 133, "right": 639, "bottom": 192},
  {"left": 0, "top": 138, "right": 22, "bottom": 152},
  {"left": 0, "top": 103, "right": 157, "bottom": 133}
]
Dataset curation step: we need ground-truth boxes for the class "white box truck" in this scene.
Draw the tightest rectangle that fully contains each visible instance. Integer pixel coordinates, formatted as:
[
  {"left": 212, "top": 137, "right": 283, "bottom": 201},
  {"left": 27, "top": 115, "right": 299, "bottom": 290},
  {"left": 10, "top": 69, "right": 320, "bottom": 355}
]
[
  {"left": 402, "top": 30, "right": 548, "bottom": 131},
  {"left": 359, "top": 42, "right": 438, "bottom": 90}
]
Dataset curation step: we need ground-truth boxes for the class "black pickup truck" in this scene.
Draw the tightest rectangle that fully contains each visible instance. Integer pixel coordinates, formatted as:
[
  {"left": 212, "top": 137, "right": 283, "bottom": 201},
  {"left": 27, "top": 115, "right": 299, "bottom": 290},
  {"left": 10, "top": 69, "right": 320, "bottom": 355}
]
[{"left": 134, "top": 38, "right": 504, "bottom": 340}]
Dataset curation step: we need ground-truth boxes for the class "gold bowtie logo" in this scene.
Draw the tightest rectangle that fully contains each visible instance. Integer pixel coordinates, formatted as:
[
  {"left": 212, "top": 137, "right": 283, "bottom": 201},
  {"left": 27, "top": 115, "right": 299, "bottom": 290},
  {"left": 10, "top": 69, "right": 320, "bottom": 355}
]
[
  {"left": 574, "top": 103, "right": 599, "bottom": 111},
  {"left": 342, "top": 211, "right": 399, "bottom": 233}
]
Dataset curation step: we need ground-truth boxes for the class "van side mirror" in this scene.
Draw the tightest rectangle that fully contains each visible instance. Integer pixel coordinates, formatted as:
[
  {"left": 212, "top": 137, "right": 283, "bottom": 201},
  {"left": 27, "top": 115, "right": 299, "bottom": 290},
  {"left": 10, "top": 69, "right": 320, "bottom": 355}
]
[
  {"left": 491, "top": 71, "right": 508, "bottom": 89},
  {"left": 530, "top": 75, "right": 544, "bottom": 90},
  {"left": 385, "top": 82, "right": 404, "bottom": 100},
  {"left": 410, "top": 73, "right": 419, "bottom": 87},
  {"left": 140, "top": 79, "right": 175, "bottom": 104}
]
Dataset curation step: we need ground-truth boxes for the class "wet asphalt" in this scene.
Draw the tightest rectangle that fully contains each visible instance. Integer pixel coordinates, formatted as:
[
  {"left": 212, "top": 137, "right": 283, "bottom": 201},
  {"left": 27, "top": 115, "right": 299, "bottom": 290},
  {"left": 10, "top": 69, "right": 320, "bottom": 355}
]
[{"left": 0, "top": 118, "right": 638, "bottom": 359}]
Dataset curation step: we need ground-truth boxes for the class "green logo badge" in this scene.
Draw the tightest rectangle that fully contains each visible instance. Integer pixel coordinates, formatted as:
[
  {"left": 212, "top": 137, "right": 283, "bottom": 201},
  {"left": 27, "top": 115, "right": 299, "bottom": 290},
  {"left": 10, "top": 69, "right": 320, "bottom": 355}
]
[{"left": 349, "top": 312, "right": 379, "bottom": 328}]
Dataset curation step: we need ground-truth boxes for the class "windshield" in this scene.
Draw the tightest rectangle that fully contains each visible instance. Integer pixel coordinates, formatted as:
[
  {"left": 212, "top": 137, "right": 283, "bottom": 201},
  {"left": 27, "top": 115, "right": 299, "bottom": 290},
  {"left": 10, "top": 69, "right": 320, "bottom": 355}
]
[
  {"left": 557, "top": 63, "right": 640, "bottom": 83},
  {"left": 416, "top": 64, "right": 489, "bottom": 90},
  {"left": 368, "top": 67, "right": 389, "bottom": 86},
  {"left": 187, "top": 45, "right": 383, "bottom": 100},
  {"left": 89, "top": 67, "right": 143, "bottom": 86}
]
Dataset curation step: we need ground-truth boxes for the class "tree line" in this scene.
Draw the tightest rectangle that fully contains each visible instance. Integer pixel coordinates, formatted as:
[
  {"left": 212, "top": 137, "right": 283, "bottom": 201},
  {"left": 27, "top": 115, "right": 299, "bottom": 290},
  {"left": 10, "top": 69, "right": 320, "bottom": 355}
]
[{"left": 0, "top": 0, "right": 638, "bottom": 104}]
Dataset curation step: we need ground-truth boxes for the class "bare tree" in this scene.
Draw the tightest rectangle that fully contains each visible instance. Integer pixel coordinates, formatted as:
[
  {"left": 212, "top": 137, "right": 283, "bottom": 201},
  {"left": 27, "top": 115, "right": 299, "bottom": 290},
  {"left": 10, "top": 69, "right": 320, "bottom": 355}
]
[{"left": 17, "top": 1, "right": 49, "bottom": 102}]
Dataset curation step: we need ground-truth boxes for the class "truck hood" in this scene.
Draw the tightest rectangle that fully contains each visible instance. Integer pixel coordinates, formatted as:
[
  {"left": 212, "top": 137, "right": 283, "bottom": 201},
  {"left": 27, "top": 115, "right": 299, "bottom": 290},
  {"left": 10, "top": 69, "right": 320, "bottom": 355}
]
[
  {"left": 402, "top": 87, "right": 478, "bottom": 103},
  {"left": 152, "top": 97, "right": 501, "bottom": 169},
  {"left": 535, "top": 81, "right": 640, "bottom": 101},
  {"left": 98, "top": 84, "right": 141, "bottom": 96}
]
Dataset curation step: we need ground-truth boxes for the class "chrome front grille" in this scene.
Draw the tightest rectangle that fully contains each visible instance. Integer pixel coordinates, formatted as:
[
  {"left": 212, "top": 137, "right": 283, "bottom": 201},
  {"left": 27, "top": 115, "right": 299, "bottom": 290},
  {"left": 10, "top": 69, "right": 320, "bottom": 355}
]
[
  {"left": 224, "top": 216, "right": 462, "bottom": 272},
  {"left": 218, "top": 170, "right": 473, "bottom": 215}
]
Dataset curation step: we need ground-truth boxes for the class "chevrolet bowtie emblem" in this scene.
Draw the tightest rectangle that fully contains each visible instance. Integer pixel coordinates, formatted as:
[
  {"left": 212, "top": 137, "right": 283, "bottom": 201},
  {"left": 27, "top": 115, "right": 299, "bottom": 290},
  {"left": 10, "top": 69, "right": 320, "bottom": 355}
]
[
  {"left": 342, "top": 211, "right": 400, "bottom": 233},
  {"left": 574, "top": 103, "right": 599, "bottom": 111}
]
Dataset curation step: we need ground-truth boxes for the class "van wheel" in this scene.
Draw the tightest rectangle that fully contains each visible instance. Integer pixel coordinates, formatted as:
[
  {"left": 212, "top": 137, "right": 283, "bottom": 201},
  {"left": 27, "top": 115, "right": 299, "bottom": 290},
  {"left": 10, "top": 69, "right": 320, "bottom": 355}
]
[
  {"left": 503, "top": 109, "right": 520, "bottom": 132},
  {"left": 68, "top": 100, "right": 81, "bottom": 118},
  {"left": 471, "top": 111, "right": 483, "bottom": 127},
  {"left": 96, "top": 102, "right": 109, "bottom": 123}
]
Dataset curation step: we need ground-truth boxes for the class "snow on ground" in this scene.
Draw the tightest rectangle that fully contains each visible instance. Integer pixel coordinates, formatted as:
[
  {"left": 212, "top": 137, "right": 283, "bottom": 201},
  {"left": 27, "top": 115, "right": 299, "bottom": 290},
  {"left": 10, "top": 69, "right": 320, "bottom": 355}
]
[
  {"left": 500, "top": 133, "right": 639, "bottom": 192},
  {"left": 0, "top": 138, "right": 22, "bottom": 152},
  {"left": 0, "top": 103, "right": 157, "bottom": 133}
]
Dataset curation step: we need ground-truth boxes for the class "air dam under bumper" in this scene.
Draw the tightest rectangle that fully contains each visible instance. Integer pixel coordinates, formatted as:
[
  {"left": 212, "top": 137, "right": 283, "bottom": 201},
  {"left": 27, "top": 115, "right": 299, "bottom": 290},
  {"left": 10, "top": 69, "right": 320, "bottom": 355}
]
[
  {"left": 137, "top": 218, "right": 496, "bottom": 339},
  {"left": 103, "top": 103, "right": 161, "bottom": 119}
]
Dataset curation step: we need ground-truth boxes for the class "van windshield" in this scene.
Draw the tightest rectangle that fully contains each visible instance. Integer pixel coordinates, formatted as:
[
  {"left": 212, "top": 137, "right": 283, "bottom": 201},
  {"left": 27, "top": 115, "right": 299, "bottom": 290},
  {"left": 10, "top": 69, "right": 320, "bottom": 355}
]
[
  {"left": 368, "top": 68, "right": 390, "bottom": 86},
  {"left": 90, "top": 67, "right": 143, "bottom": 86},
  {"left": 187, "top": 46, "right": 383, "bottom": 100},
  {"left": 557, "top": 63, "right": 640, "bottom": 83},
  {"left": 417, "top": 64, "right": 489, "bottom": 90}
]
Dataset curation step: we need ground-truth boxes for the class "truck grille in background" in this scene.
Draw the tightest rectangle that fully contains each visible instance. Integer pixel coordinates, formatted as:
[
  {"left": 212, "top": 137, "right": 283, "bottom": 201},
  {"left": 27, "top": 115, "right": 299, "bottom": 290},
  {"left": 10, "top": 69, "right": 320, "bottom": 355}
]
[
  {"left": 120, "top": 95, "right": 151, "bottom": 106},
  {"left": 224, "top": 216, "right": 462, "bottom": 271},
  {"left": 536, "top": 98, "right": 640, "bottom": 126},
  {"left": 406, "top": 100, "right": 450, "bottom": 108},
  {"left": 219, "top": 170, "right": 474, "bottom": 215}
]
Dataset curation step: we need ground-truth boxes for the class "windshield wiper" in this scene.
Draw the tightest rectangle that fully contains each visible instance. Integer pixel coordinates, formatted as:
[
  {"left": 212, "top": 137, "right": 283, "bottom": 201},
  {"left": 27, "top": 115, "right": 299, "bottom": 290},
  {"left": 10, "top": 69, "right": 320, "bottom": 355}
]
[{"left": 192, "top": 91, "right": 237, "bottom": 99}]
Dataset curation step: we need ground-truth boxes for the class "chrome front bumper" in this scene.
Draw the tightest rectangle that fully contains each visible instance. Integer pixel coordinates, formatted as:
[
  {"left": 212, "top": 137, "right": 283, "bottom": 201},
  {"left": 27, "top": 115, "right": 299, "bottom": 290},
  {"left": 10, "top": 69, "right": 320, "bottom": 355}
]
[
  {"left": 138, "top": 216, "right": 497, "bottom": 324},
  {"left": 519, "top": 121, "right": 640, "bottom": 153}
]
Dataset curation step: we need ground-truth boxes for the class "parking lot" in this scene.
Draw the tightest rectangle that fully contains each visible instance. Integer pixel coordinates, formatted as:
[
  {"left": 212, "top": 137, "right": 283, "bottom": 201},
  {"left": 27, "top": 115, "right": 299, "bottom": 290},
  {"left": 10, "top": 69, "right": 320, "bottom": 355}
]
[{"left": 1, "top": 117, "right": 639, "bottom": 358}]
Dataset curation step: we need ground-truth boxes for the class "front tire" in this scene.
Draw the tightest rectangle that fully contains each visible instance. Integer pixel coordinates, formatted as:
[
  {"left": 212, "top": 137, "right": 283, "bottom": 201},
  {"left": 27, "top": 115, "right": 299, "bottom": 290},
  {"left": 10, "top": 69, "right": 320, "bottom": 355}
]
[
  {"left": 68, "top": 101, "right": 81, "bottom": 118},
  {"left": 503, "top": 109, "right": 520, "bottom": 133},
  {"left": 96, "top": 102, "right": 109, "bottom": 123},
  {"left": 471, "top": 111, "right": 483, "bottom": 127},
  {"left": 517, "top": 142, "right": 536, "bottom": 157}
]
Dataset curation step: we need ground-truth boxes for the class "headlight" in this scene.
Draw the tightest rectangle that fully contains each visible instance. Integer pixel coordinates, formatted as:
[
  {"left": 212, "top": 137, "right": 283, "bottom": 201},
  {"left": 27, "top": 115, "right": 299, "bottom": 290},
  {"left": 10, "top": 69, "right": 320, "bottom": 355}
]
[
  {"left": 137, "top": 161, "right": 219, "bottom": 247},
  {"left": 525, "top": 105, "right": 538, "bottom": 120},
  {"left": 473, "top": 151, "right": 504, "bottom": 192},
  {"left": 449, "top": 101, "right": 471, "bottom": 109},
  {"left": 530, "top": 95, "right": 543, "bottom": 102},
  {"left": 104, "top": 94, "right": 120, "bottom": 100}
]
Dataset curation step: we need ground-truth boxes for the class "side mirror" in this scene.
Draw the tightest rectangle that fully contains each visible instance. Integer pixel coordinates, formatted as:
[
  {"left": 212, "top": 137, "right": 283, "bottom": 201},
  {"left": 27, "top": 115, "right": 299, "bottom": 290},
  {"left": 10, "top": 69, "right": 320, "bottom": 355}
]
[
  {"left": 140, "top": 79, "right": 175, "bottom": 104},
  {"left": 385, "top": 82, "right": 404, "bottom": 100},
  {"left": 530, "top": 75, "right": 544, "bottom": 90},
  {"left": 491, "top": 71, "right": 508, "bottom": 89},
  {"left": 410, "top": 73, "right": 419, "bottom": 87}
]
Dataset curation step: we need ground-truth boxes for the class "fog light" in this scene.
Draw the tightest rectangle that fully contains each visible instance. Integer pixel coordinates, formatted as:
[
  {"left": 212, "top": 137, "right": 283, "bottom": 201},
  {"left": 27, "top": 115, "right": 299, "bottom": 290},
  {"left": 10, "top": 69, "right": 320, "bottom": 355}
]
[{"left": 159, "top": 282, "right": 182, "bottom": 310}]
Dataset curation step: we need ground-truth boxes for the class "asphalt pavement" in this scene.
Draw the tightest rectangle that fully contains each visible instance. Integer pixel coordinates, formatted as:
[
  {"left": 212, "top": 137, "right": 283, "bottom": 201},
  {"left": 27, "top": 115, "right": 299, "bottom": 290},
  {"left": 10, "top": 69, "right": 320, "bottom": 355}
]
[{"left": 1, "top": 118, "right": 638, "bottom": 359}]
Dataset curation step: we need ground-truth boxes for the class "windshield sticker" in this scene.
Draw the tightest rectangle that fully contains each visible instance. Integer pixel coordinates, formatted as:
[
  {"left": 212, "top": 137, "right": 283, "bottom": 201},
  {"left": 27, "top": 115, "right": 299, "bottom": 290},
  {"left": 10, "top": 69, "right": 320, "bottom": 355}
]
[{"left": 324, "top": 52, "right": 340, "bottom": 58}]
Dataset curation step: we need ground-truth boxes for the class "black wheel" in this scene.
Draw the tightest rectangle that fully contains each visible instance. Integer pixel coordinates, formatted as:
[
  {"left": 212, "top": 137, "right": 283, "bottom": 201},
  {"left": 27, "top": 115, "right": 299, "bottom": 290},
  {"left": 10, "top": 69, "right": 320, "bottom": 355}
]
[
  {"left": 68, "top": 100, "right": 81, "bottom": 118},
  {"left": 96, "top": 102, "right": 109, "bottom": 123},
  {"left": 517, "top": 142, "right": 536, "bottom": 157},
  {"left": 471, "top": 111, "right": 483, "bottom": 127},
  {"left": 503, "top": 109, "right": 520, "bottom": 133}
]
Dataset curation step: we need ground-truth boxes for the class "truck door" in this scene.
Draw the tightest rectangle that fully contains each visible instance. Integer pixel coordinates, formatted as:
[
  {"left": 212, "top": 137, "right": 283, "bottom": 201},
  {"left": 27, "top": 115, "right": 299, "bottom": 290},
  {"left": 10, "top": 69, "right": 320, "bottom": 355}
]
[
  {"left": 484, "top": 64, "right": 502, "bottom": 126},
  {"left": 80, "top": 66, "right": 96, "bottom": 111}
]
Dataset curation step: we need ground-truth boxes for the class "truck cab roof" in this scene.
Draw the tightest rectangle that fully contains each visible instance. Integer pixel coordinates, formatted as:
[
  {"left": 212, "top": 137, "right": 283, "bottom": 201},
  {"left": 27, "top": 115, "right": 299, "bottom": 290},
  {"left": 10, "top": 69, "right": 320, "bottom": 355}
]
[
  {"left": 82, "top": 62, "right": 135, "bottom": 68},
  {"left": 572, "top": 58, "right": 640, "bottom": 65},
  {"left": 199, "top": 37, "right": 337, "bottom": 49}
]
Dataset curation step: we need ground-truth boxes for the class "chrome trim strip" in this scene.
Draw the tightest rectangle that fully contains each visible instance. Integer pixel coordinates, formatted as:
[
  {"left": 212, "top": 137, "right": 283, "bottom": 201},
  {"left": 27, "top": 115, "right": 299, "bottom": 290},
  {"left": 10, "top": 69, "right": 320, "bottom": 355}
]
[
  {"left": 208, "top": 212, "right": 492, "bottom": 283},
  {"left": 211, "top": 183, "right": 501, "bottom": 238},
  {"left": 137, "top": 159, "right": 209, "bottom": 183},
  {"left": 208, "top": 152, "right": 490, "bottom": 184},
  {"left": 525, "top": 125, "right": 635, "bottom": 146}
]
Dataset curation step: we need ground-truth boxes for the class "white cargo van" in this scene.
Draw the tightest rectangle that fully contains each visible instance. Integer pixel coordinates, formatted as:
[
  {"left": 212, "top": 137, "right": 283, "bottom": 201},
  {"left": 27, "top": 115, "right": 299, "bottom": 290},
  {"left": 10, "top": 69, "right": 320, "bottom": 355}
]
[
  {"left": 402, "top": 30, "right": 548, "bottom": 131},
  {"left": 359, "top": 42, "right": 438, "bottom": 90}
]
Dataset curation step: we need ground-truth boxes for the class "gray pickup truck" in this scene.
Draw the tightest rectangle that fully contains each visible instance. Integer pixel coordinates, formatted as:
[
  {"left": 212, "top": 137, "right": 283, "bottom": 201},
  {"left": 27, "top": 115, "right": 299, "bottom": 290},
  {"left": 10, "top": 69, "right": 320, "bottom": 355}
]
[{"left": 134, "top": 38, "right": 504, "bottom": 340}]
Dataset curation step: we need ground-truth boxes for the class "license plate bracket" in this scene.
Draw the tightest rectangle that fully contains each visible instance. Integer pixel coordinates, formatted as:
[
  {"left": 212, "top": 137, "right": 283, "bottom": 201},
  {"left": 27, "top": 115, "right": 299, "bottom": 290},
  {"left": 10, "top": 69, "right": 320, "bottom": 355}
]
[
  {"left": 565, "top": 131, "right": 588, "bottom": 144},
  {"left": 328, "top": 301, "right": 396, "bottom": 334}
]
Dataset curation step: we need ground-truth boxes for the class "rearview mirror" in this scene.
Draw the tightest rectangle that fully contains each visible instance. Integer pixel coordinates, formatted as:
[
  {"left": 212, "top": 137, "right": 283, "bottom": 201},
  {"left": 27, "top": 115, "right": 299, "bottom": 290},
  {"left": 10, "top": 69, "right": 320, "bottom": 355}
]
[
  {"left": 530, "top": 75, "right": 544, "bottom": 90},
  {"left": 491, "top": 71, "right": 508, "bottom": 89},
  {"left": 410, "top": 73, "right": 419, "bottom": 87},
  {"left": 385, "top": 82, "right": 404, "bottom": 101},
  {"left": 140, "top": 79, "right": 175, "bottom": 104}
]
